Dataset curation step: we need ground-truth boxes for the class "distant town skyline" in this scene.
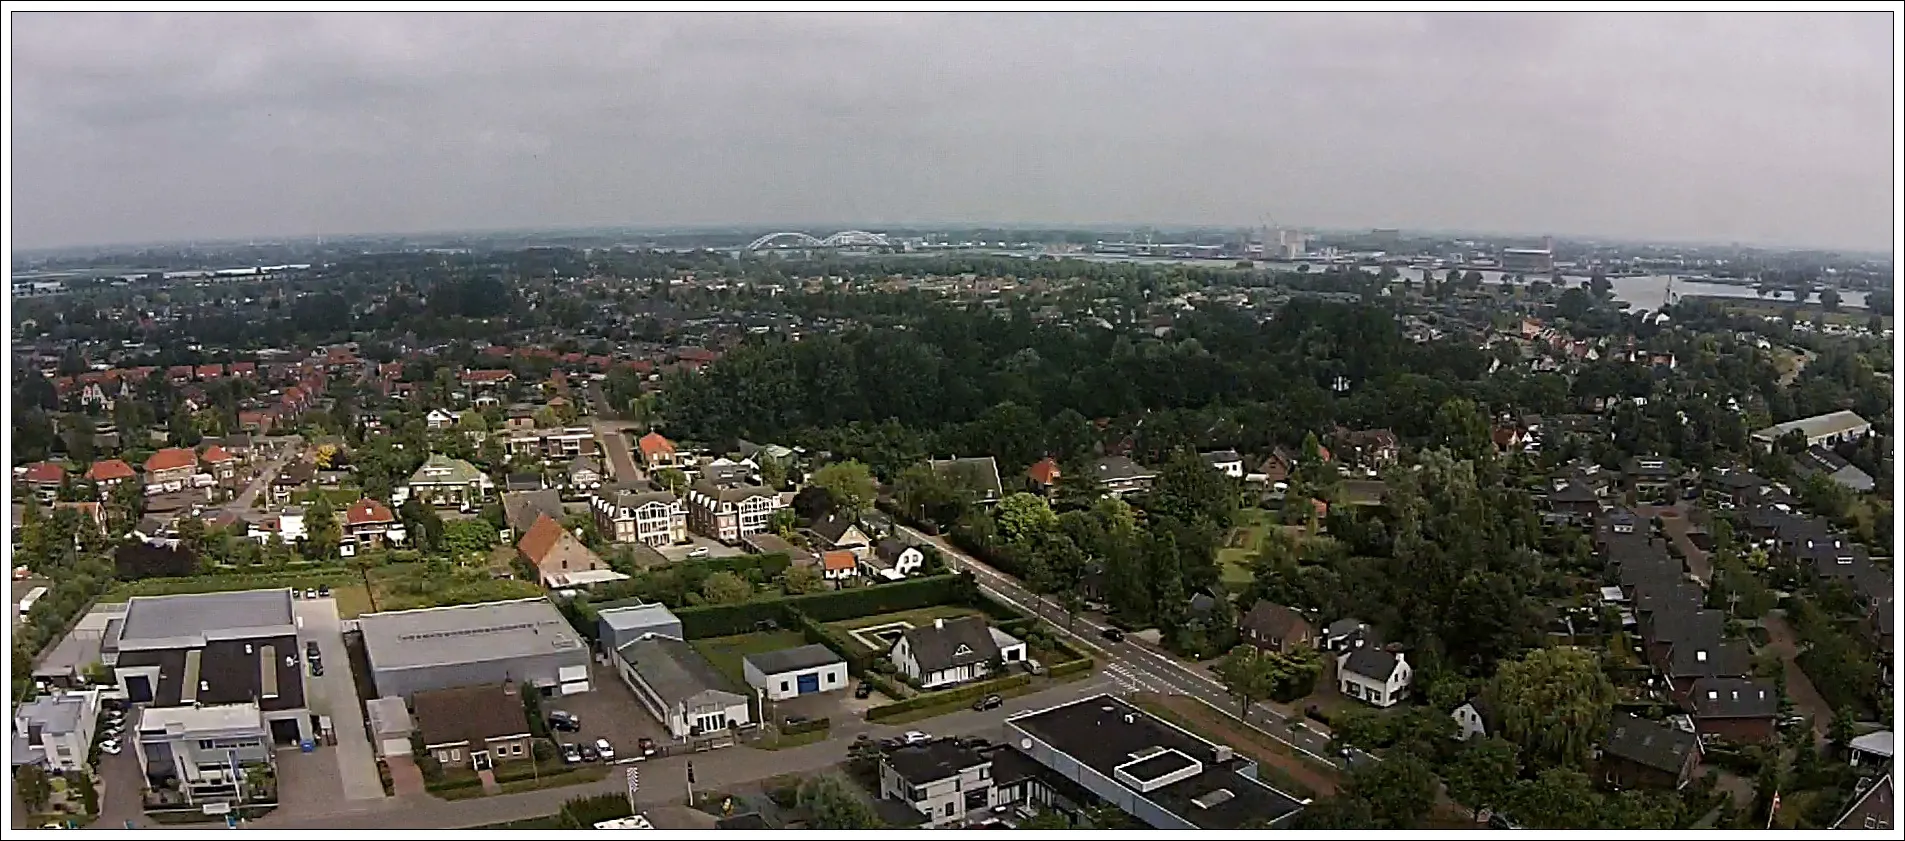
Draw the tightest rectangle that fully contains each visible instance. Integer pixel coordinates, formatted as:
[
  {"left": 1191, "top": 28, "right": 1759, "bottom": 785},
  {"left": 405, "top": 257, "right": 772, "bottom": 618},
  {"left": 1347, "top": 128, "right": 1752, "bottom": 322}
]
[{"left": 10, "top": 11, "right": 1898, "bottom": 252}]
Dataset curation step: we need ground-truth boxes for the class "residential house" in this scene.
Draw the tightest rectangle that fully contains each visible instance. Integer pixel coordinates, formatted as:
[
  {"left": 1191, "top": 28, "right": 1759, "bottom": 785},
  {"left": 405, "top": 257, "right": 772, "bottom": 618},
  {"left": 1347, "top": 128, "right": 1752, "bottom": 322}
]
[
  {"left": 19, "top": 462, "right": 65, "bottom": 502},
  {"left": 1598, "top": 712, "right": 1700, "bottom": 790},
  {"left": 502, "top": 427, "right": 594, "bottom": 462},
  {"left": 342, "top": 498, "right": 403, "bottom": 553},
  {"left": 109, "top": 589, "right": 314, "bottom": 746},
  {"left": 1320, "top": 618, "right": 1378, "bottom": 654},
  {"left": 1331, "top": 428, "right": 1399, "bottom": 471},
  {"left": 592, "top": 488, "right": 687, "bottom": 547},
  {"left": 504, "top": 473, "right": 545, "bottom": 494},
  {"left": 1237, "top": 601, "right": 1313, "bottom": 653},
  {"left": 1253, "top": 449, "right": 1298, "bottom": 486},
  {"left": 411, "top": 683, "right": 534, "bottom": 771},
  {"left": 271, "top": 460, "right": 316, "bottom": 506},
  {"left": 743, "top": 645, "right": 849, "bottom": 701},
  {"left": 1847, "top": 731, "right": 1893, "bottom": 768},
  {"left": 1833, "top": 774, "right": 1892, "bottom": 830},
  {"left": 564, "top": 456, "right": 604, "bottom": 494},
  {"left": 144, "top": 447, "right": 199, "bottom": 492},
  {"left": 1542, "top": 474, "right": 1603, "bottom": 526},
  {"left": 879, "top": 738, "right": 999, "bottom": 828},
  {"left": 517, "top": 514, "right": 609, "bottom": 588},
  {"left": 10, "top": 688, "right": 101, "bottom": 772},
  {"left": 358, "top": 598, "right": 592, "bottom": 699},
  {"left": 424, "top": 408, "right": 459, "bottom": 431},
  {"left": 821, "top": 550, "right": 860, "bottom": 584},
  {"left": 1090, "top": 456, "right": 1157, "bottom": 497},
  {"left": 1796, "top": 446, "right": 1876, "bottom": 493},
  {"left": 501, "top": 489, "right": 565, "bottom": 536},
  {"left": 1201, "top": 450, "right": 1244, "bottom": 479},
  {"left": 133, "top": 703, "right": 275, "bottom": 807},
  {"left": 1336, "top": 647, "right": 1412, "bottom": 708},
  {"left": 684, "top": 481, "right": 781, "bottom": 543},
  {"left": 1026, "top": 457, "right": 1061, "bottom": 493},
  {"left": 866, "top": 539, "right": 926, "bottom": 581},
  {"left": 1451, "top": 697, "right": 1492, "bottom": 742},
  {"left": 929, "top": 456, "right": 1006, "bottom": 504},
  {"left": 890, "top": 616, "right": 1027, "bottom": 689},
  {"left": 806, "top": 512, "right": 873, "bottom": 558},
  {"left": 398, "top": 454, "right": 494, "bottom": 510},
  {"left": 1624, "top": 455, "right": 1676, "bottom": 502},
  {"left": 614, "top": 636, "right": 752, "bottom": 744},
  {"left": 86, "top": 459, "right": 137, "bottom": 495},
  {"left": 637, "top": 432, "right": 680, "bottom": 471},
  {"left": 1685, "top": 677, "right": 1778, "bottom": 744},
  {"left": 200, "top": 445, "right": 239, "bottom": 486}
]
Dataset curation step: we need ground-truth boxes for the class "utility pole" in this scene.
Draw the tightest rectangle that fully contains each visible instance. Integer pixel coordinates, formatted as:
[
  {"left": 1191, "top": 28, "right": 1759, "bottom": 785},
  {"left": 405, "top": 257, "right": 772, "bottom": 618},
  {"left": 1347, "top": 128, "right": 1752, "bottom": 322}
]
[{"left": 685, "top": 760, "right": 696, "bottom": 807}]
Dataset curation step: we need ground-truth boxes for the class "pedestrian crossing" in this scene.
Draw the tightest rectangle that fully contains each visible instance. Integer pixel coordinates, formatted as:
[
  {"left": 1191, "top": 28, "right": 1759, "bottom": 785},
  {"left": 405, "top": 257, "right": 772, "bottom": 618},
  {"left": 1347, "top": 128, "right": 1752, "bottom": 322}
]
[{"left": 1104, "top": 661, "right": 1174, "bottom": 696}]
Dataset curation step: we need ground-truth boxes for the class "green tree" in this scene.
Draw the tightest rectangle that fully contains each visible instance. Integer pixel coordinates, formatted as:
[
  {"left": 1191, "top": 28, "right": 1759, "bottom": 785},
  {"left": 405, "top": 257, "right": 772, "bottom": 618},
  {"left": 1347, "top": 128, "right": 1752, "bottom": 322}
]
[
  {"left": 16, "top": 763, "right": 52, "bottom": 812},
  {"left": 304, "top": 495, "right": 341, "bottom": 561},
  {"left": 1016, "top": 809, "right": 1071, "bottom": 829},
  {"left": 1820, "top": 287, "right": 1841, "bottom": 311},
  {"left": 700, "top": 571, "right": 753, "bottom": 604},
  {"left": 995, "top": 492, "right": 1058, "bottom": 546},
  {"left": 1215, "top": 644, "right": 1279, "bottom": 721},
  {"left": 759, "top": 454, "right": 787, "bottom": 489},
  {"left": 1432, "top": 397, "right": 1494, "bottom": 462},
  {"left": 654, "top": 467, "right": 688, "bottom": 494},
  {"left": 796, "top": 773, "right": 882, "bottom": 829},
  {"left": 781, "top": 564, "right": 825, "bottom": 595},
  {"left": 1149, "top": 449, "right": 1239, "bottom": 529},
  {"left": 1509, "top": 767, "right": 1603, "bottom": 829},
  {"left": 1293, "top": 794, "right": 1378, "bottom": 829},
  {"left": 1827, "top": 704, "right": 1856, "bottom": 753},
  {"left": 1444, "top": 736, "right": 1521, "bottom": 820},
  {"left": 1345, "top": 749, "right": 1439, "bottom": 829},
  {"left": 810, "top": 460, "right": 877, "bottom": 517},
  {"left": 1484, "top": 647, "right": 1616, "bottom": 769}
]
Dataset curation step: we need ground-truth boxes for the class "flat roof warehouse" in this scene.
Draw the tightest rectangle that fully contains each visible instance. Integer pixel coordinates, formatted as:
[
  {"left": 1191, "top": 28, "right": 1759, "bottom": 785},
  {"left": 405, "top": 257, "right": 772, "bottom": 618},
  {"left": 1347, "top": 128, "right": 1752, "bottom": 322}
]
[{"left": 358, "top": 599, "right": 583, "bottom": 671}]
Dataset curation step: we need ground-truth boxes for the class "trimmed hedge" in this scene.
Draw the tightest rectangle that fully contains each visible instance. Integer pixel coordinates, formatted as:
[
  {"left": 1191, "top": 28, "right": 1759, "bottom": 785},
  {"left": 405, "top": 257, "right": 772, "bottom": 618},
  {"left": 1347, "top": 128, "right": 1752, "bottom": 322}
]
[
  {"left": 793, "top": 609, "right": 875, "bottom": 673},
  {"left": 1048, "top": 655, "right": 1095, "bottom": 678},
  {"left": 560, "top": 793, "right": 635, "bottom": 826},
  {"left": 781, "top": 716, "right": 831, "bottom": 736},
  {"left": 676, "top": 573, "right": 979, "bottom": 639},
  {"left": 866, "top": 673, "right": 1033, "bottom": 722}
]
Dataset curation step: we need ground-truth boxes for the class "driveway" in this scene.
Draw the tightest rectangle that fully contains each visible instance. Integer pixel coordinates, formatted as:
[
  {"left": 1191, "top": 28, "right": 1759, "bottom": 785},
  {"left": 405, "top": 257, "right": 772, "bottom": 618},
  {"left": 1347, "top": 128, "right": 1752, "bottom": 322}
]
[
  {"left": 1642, "top": 505, "right": 1712, "bottom": 584},
  {"left": 223, "top": 436, "right": 304, "bottom": 514},
  {"left": 542, "top": 662, "right": 670, "bottom": 760},
  {"left": 1762, "top": 610, "right": 1833, "bottom": 744},
  {"left": 94, "top": 738, "right": 148, "bottom": 829},
  {"left": 594, "top": 421, "right": 642, "bottom": 484},
  {"left": 656, "top": 536, "right": 744, "bottom": 562},
  {"left": 294, "top": 597, "right": 387, "bottom": 803}
]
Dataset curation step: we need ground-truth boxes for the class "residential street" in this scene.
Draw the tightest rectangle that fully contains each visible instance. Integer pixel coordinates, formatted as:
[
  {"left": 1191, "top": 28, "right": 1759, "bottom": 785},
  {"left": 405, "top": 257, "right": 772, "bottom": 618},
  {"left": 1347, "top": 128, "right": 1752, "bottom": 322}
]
[
  {"left": 592, "top": 420, "right": 642, "bottom": 485},
  {"left": 896, "top": 524, "right": 1374, "bottom": 771},
  {"left": 1762, "top": 609, "right": 1834, "bottom": 744},
  {"left": 220, "top": 435, "right": 304, "bottom": 514}
]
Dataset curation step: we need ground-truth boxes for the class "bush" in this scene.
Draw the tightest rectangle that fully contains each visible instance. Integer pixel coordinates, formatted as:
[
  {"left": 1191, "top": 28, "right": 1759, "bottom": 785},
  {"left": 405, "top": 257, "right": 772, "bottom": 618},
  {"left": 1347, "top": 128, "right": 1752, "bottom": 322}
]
[
  {"left": 866, "top": 673, "right": 1032, "bottom": 722},
  {"left": 1048, "top": 656, "right": 1095, "bottom": 678},
  {"left": 559, "top": 793, "right": 634, "bottom": 827},
  {"left": 674, "top": 573, "right": 979, "bottom": 639},
  {"left": 781, "top": 716, "right": 831, "bottom": 736}
]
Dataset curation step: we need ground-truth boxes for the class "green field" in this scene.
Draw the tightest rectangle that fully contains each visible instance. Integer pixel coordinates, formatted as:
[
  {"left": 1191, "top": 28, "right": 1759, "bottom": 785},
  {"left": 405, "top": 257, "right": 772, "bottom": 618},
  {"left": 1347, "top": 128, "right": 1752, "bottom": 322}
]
[
  {"left": 1216, "top": 508, "right": 1275, "bottom": 587},
  {"left": 690, "top": 630, "right": 809, "bottom": 686}
]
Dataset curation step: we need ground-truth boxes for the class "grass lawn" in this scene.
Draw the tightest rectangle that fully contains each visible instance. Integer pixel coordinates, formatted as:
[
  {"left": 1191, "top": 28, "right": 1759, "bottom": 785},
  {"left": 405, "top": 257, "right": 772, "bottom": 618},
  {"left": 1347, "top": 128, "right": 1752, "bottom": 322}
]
[
  {"left": 100, "top": 569, "right": 358, "bottom": 602},
  {"left": 1216, "top": 508, "right": 1275, "bottom": 588},
  {"left": 330, "top": 583, "right": 373, "bottom": 618},
  {"left": 690, "top": 630, "right": 809, "bottom": 686},
  {"left": 829, "top": 605, "right": 983, "bottom": 633},
  {"left": 757, "top": 728, "right": 830, "bottom": 750},
  {"left": 1132, "top": 693, "right": 1340, "bottom": 799}
]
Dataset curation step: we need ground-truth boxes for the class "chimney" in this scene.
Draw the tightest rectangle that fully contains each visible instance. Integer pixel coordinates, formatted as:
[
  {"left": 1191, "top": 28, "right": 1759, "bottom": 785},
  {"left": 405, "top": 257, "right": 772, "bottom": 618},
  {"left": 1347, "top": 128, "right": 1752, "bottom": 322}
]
[
  {"left": 503, "top": 675, "right": 517, "bottom": 696},
  {"left": 934, "top": 618, "right": 945, "bottom": 630},
  {"left": 1695, "top": 650, "right": 1707, "bottom": 662},
  {"left": 1214, "top": 745, "right": 1234, "bottom": 763}
]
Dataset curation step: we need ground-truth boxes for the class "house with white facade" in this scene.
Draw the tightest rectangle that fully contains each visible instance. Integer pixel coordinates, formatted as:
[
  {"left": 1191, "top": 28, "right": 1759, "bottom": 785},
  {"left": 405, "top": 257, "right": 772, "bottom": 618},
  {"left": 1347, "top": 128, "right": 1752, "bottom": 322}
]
[
  {"left": 592, "top": 488, "right": 686, "bottom": 547},
  {"left": 614, "top": 636, "right": 753, "bottom": 746},
  {"left": 1336, "top": 646, "right": 1412, "bottom": 708},
  {"left": 890, "top": 617, "right": 1027, "bottom": 690},
  {"left": 743, "top": 645, "right": 849, "bottom": 701},
  {"left": 1202, "top": 450, "right": 1245, "bottom": 478},
  {"left": 685, "top": 481, "right": 780, "bottom": 543},
  {"left": 10, "top": 688, "right": 101, "bottom": 773},
  {"left": 134, "top": 703, "right": 275, "bottom": 807},
  {"left": 863, "top": 539, "right": 926, "bottom": 581}
]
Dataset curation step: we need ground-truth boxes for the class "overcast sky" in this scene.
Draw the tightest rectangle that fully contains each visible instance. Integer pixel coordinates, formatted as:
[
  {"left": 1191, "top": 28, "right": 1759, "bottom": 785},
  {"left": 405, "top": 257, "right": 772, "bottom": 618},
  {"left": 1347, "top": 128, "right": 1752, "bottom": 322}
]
[{"left": 9, "top": 11, "right": 1897, "bottom": 252}]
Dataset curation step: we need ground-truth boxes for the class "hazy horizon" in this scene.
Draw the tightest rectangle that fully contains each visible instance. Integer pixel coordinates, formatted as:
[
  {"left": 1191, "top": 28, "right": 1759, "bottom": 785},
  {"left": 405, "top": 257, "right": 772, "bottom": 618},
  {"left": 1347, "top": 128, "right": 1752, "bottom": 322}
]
[{"left": 11, "top": 12, "right": 1898, "bottom": 253}]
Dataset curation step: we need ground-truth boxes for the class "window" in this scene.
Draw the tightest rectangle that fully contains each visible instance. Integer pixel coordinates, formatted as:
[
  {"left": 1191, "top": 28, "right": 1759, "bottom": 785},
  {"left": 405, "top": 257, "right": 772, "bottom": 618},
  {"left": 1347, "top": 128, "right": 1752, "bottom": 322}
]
[
  {"left": 1862, "top": 817, "right": 1875, "bottom": 829},
  {"left": 978, "top": 766, "right": 990, "bottom": 780},
  {"left": 199, "top": 740, "right": 215, "bottom": 750},
  {"left": 944, "top": 803, "right": 956, "bottom": 818},
  {"left": 780, "top": 681, "right": 789, "bottom": 693},
  {"left": 827, "top": 672, "right": 837, "bottom": 684}
]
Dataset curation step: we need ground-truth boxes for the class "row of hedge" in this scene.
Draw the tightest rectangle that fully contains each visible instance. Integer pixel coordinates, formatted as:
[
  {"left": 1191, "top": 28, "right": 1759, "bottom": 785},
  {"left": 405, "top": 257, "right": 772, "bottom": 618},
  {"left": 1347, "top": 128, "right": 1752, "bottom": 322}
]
[
  {"left": 101, "top": 568, "right": 361, "bottom": 601},
  {"left": 1045, "top": 635, "right": 1095, "bottom": 677},
  {"left": 426, "top": 752, "right": 563, "bottom": 793},
  {"left": 673, "top": 573, "right": 979, "bottom": 639},
  {"left": 791, "top": 609, "right": 877, "bottom": 674},
  {"left": 865, "top": 673, "right": 1033, "bottom": 722},
  {"left": 780, "top": 716, "right": 832, "bottom": 736}
]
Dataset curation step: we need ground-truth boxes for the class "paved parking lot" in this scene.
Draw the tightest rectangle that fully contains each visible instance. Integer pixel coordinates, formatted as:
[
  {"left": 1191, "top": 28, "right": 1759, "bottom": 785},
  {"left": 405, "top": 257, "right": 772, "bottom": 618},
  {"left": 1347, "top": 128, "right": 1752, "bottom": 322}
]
[
  {"left": 762, "top": 684, "right": 886, "bottom": 728},
  {"left": 292, "top": 597, "right": 387, "bottom": 804},
  {"left": 541, "top": 661, "right": 670, "bottom": 762},
  {"left": 655, "top": 536, "right": 746, "bottom": 562}
]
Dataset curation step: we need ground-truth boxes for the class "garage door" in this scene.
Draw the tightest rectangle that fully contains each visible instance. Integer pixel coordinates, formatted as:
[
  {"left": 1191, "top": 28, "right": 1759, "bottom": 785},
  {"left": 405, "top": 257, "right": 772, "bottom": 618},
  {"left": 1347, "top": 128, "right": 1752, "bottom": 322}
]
[
  {"left": 559, "top": 665, "right": 590, "bottom": 695},
  {"left": 796, "top": 672, "right": 820, "bottom": 694},
  {"left": 125, "top": 675, "right": 153, "bottom": 703}
]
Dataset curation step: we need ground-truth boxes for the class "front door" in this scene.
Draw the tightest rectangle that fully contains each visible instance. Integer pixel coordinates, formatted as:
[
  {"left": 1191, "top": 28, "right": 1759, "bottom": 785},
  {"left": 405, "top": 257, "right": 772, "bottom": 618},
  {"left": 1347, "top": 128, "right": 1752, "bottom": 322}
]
[
  {"left": 796, "top": 673, "right": 820, "bottom": 695},
  {"left": 472, "top": 751, "right": 492, "bottom": 771}
]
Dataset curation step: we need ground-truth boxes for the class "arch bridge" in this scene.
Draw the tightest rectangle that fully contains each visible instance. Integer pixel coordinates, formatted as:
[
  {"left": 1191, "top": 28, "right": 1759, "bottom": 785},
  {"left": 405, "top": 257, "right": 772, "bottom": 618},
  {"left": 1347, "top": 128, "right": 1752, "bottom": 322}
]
[{"left": 746, "top": 230, "right": 890, "bottom": 250}]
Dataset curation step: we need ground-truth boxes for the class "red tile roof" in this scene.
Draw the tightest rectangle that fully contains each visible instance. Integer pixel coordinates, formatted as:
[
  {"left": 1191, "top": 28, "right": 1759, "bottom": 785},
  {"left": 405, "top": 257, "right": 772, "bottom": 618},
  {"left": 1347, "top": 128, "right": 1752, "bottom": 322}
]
[
  {"left": 145, "top": 448, "right": 197, "bottom": 473},
  {"left": 462, "top": 369, "right": 514, "bottom": 383},
  {"left": 21, "top": 462, "right": 65, "bottom": 484},
  {"left": 1027, "top": 458, "right": 1061, "bottom": 485},
  {"left": 195, "top": 364, "right": 224, "bottom": 379},
  {"left": 516, "top": 514, "right": 565, "bottom": 565},
  {"left": 638, "top": 432, "right": 675, "bottom": 457},
  {"left": 344, "top": 498, "right": 396, "bottom": 526},
  {"left": 86, "top": 459, "right": 136, "bottom": 482},
  {"left": 200, "top": 445, "right": 235, "bottom": 464},
  {"left": 822, "top": 550, "right": 857, "bottom": 572}
]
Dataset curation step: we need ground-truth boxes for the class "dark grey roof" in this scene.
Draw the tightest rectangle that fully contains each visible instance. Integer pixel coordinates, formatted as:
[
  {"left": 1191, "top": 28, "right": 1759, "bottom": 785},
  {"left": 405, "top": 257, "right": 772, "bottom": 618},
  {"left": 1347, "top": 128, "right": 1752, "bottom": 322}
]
[
  {"left": 566, "top": 456, "right": 600, "bottom": 477},
  {"left": 611, "top": 489, "right": 678, "bottom": 509},
  {"left": 1624, "top": 456, "right": 1673, "bottom": 478},
  {"left": 505, "top": 473, "right": 545, "bottom": 492},
  {"left": 1667, "top": 639, "right": 1750, "bottom": 680},
  {"left": 1687, "top": 677, "right": 1778, "bottom": 719},
  {"left": 701, "top": 463, "right": 753, "bottom": 487},
  {"left": 900, "top": 616, "right": 1000, "bottom": 674},
  {"left": 743, "top": 644, "right": 843, "bottom": 676},
  {"left": 114, "top": 634, "right": 306, "bottom": 712},
  {"left": 808, "top": 512, "right": 865, "bottom": 545},
  {"left": 1649, "top": 606, "right": 1723, "bottom": 645},
  {"left": 618, "top": 636, "right": 744, "bottom": 708},
  {"left": 871, "top": 798, "right": 932, "bottom": 829},
  {"left": 884, "top": 738, "right": 989, "bottom": 785},
  {"left": 1547, "top": 480, "right": 1599, "bottom": 505},
  {"left": 929, "top": 456, "right": 1005, "bottom": 501},
  {"left": 1091, "top": 456, "right": 1155, "bottom": 484},
  {"left": 503, "top": 489, "right": 565, "bottom": 533},
  {"left": 1340, "top": 647, "right": 1403, "bottom": 681},
  {"left": 1240, "top": 601, "right": 1311, "bottom": 640},
  {"left": 1602, "top": 711, "right": 1698, "bottom": 773},
  {"left": 1323, "top": 617, "right": 1371, "bottom": 639},
  {"left": 119, "top": 589, "right": 296, "bottom": 648},
  {"left": 875, "top": 538, "right": 913, "bottom": 563},
  {"left": 1711, "top": 468, "right": 1764, "bottom": 490},
  {"left": 1202, "top": 450, "right": 1242, "bottom": 465}
]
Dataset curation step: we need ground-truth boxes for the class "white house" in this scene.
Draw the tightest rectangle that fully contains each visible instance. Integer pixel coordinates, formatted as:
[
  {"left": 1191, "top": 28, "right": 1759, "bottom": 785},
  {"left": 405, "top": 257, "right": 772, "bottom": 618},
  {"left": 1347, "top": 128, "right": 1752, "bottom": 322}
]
[
  {"left": 864, "top": 539, "right": 926, "bottom": 581},
  {"left": 12, "top": 688, "right": 101, "bottom": 772},
  {"left": 743, "top": 645, "right": 849, "bottom": 701},
  {"left": 890, "top": 617, "right": 1027, "bottom": 690},
  {"left": 425, "top": 408, "right": 459, "bottom": 431},
  {"left": 1337, "top": 647, "right": 1412, "bottom": 708},
  {"left": 821, "top": 551, "right": 860, "bottom": 583},
  {"left": 1451, "top": 698, "right": 1490, "bottom": 741},
  {"left": 1202, "top": 450, "right": 1245, "bottom": 479},
  {"left": 1848, "top": 731, "right": 1894, "bottom": 768}
]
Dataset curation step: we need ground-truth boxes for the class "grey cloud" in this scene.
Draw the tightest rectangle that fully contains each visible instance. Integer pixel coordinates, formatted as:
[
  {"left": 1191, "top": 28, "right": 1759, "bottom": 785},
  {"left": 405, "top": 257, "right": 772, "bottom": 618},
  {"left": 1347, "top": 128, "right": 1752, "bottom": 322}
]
[{"left": 9, "top": 11, "right": 1896, "bottom": 250}]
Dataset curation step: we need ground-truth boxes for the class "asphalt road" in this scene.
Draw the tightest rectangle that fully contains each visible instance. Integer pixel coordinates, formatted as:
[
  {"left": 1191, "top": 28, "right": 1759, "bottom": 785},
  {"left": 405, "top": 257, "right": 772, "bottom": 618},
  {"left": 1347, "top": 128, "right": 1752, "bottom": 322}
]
[
  {"left": 592, "top": 420, "right": 642, "bottom": 485},
  {"left": 248, "top": 674, "right": 1121, "bottom": 830},
  {"left": 895, "top": 524, "right": 1376, "bottom": 771},
  {"left": 221, "top": 435, "right": 304, "bottom": 514}
]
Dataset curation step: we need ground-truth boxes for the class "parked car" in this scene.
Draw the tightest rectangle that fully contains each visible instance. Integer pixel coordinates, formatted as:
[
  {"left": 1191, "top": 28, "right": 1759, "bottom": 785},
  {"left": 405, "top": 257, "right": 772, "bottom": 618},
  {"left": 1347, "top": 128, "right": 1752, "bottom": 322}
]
[
  {"left": 1099, "top": 627, "right": 1125, "bottom": 642},
  {"left": 100, "top": 739, "right": 122, "bottom": 755},
  {"left": 784, "top": 715, "right": 810, "bottom": 727},
  {"left": 561, "top": 743, "right": 581, "bottom": 764},
  {"left": 304, "top": 589, "right": 319, "bottom": 600},
  {"left": 688, "top": 546, "right": 711, "bottom": 558},
  {"left": 854, "top": 682, "right": 874, "bottom": 699},
  {"left": 548, "top": 711, "right": 581, "bottom": 732},
  {"left": 972, "top": 694, "right": 1003, "bottom": 711},
  {"left": 317, "top": 585, "right": 332, "bottom": 598},
  {"left": 595, "top": 738, "right": 615, "bottom": 761},
  {"left": 637, "top": 737, "right": 656, "bottom": 757},
  {"left": 579, "top": 743, "right": 600, "bottom": 762},
  {"left": 901, "top": 731, "right": 931, "bottom": 745},
  {"left": 305, "top": 640, "right": 321, "bottom": 658}
]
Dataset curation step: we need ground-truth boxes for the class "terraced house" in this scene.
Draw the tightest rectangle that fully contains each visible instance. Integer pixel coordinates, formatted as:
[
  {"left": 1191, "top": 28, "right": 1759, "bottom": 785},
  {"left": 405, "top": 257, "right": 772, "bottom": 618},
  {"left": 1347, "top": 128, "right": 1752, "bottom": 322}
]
[
  {"left": 592, "top": 488, "right": 687, "bottom": 547},
  {"left": 685, "top": 481, "right": 781, "bottom": 543},
  {"left": 143, "top": 447, "right": 198, "bottom": 493}
]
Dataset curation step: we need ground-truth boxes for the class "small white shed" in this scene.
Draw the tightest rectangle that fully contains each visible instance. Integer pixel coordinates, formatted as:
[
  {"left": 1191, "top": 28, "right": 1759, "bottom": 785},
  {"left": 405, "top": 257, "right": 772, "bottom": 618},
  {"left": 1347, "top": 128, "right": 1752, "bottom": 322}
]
[{"left": 743, "top": 645, "right": 849, "bottom": 701}]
